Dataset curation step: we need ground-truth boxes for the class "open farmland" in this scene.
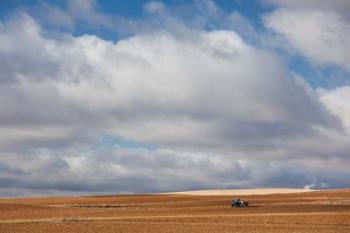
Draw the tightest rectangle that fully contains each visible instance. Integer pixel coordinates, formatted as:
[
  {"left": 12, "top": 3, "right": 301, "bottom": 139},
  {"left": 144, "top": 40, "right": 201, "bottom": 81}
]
[{"left": 0, "top": 189, "right": 349, "bottom": 233}]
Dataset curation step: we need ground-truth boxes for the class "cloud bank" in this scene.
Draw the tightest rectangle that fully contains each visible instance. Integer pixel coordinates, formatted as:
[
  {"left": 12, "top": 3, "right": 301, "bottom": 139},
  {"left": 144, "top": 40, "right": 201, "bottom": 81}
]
[{"left": 0, "top": 0, "right": 350, "bottom": 196}]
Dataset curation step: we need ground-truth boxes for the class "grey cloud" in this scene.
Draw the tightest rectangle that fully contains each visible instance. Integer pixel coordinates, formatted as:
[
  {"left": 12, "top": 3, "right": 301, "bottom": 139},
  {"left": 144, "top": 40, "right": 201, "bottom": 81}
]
[
  {"left": 1, "top": 145, "right": 349, "bottom": 197},
  {"left": 33, "top": 0, "right": 112, "bottom": 30},
  {"left": 0, "top": 146, "right": 250, "bottom": 195}
]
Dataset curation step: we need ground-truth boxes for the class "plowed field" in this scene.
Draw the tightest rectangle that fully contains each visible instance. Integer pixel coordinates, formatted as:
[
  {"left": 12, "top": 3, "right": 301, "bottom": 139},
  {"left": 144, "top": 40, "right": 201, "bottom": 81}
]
[{"left": 1, "top": 189, "right": 349, "bottom": 232}]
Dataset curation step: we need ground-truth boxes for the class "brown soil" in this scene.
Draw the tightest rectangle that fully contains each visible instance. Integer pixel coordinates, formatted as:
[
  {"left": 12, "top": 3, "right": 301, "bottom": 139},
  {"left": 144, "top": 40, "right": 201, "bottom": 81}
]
[{"left": 0, "top": 189, "right": 349, "bottom": 233}]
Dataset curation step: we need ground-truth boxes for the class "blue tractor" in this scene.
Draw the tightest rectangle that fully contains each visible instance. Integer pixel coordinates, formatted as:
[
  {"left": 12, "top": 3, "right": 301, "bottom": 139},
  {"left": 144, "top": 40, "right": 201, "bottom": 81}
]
[{"left": 231, "top": 198, "right": 249, "bottom": 207}]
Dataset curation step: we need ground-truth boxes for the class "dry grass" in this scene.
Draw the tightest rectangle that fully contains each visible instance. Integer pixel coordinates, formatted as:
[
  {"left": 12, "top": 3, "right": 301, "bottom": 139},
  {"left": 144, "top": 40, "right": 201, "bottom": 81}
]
[{"left": 0, "top": 189, "right": 349, "bottom": 232}]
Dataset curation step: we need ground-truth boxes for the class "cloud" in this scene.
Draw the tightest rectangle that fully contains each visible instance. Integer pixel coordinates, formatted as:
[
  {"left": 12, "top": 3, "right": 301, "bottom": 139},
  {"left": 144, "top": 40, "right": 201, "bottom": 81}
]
[
  {"left": 263, "top": 0, "right": 350, "bottom": 14},
  {"left": 0, "top": 2, "right": 350, "bottom": 196},
  {"left": 264, "top": 8, "right": 350, "bottom": 72},
  {"left": 0, "top": 13, "right": 336, "bottom": 151},
  {"left": 319, "top": 86, "right": 350, "bottom": 131},
  {"left": 0, "top": 145, "right": 252, "bottom": 195},
  {"left": 2, "top": 143, "right": 350, "bottom": 197},
  {"left": 29, "top": 0, "right": 261, "bottom": 40},
  {"left": 143, "top": 1, "right": 166, "bottom": 13},
  {"left": 34, "top": 0, "right": 112, "bottom": 30}
]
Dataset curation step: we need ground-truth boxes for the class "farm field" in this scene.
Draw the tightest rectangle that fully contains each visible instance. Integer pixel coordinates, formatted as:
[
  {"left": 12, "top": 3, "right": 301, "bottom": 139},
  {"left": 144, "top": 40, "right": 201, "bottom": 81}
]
[{"left": 0, "top": 189, "right": 349, "bottom": 233}]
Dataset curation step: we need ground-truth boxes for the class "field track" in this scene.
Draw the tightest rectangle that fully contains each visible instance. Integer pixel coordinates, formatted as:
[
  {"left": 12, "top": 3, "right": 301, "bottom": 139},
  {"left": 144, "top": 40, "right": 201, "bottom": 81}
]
[{"left": 1, "top": 189, "right": 349, "bottom": 232}]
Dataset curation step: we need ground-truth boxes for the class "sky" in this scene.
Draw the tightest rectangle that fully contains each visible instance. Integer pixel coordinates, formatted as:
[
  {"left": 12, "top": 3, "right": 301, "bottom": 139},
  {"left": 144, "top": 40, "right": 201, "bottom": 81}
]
[{"left": 0, "top": 0, "right": 350, "bottom": 197}]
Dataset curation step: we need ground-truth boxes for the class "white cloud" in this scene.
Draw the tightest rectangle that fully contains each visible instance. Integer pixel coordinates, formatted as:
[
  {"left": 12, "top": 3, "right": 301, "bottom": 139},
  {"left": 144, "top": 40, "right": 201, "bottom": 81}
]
[
  {"left": 263, "top": 0, "right": 350, "bottom": 14},
  {"left": 143, "top": 1, "right": 166, "bottom": 13},
  {"left": 0, "top": 13, "right": 335, "bottom": 151},
  {"left": 264, "top": 9, "right": 350, "bottom": 71},
  {"left": 0, "top": 8, "right": 350, "bottom": 195},
  {"left": 319, "top": 86, "right": 350, "bottom": 131}
]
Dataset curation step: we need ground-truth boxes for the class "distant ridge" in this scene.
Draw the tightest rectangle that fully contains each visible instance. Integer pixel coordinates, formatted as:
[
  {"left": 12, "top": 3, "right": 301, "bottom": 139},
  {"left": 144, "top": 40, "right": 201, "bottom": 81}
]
[{"left": 161, "top": 188, "right": 316, "bottom": 196}]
